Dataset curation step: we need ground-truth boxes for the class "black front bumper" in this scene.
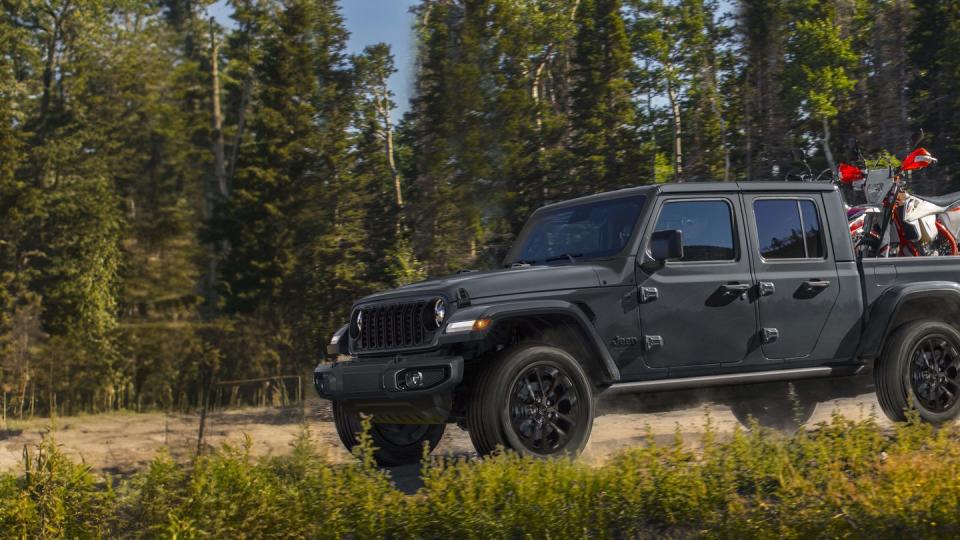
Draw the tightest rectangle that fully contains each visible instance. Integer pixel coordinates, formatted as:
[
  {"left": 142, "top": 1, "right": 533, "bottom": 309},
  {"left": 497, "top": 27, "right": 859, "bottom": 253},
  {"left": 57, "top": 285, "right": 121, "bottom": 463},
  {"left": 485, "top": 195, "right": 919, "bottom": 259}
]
[{"left": 313, "top": 355, "right": 464, "bottom": 424}]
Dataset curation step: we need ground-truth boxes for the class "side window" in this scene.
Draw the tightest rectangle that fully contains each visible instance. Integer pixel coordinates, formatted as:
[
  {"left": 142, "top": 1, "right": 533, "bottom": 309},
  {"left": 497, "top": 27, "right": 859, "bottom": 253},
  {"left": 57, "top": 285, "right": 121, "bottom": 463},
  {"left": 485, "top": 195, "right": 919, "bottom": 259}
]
[
  {"left": 754, "top": 199, "right": 825, "bottom": 260},
  {"left": 653, "top": 200, "right": 736, "bottom": 262}
]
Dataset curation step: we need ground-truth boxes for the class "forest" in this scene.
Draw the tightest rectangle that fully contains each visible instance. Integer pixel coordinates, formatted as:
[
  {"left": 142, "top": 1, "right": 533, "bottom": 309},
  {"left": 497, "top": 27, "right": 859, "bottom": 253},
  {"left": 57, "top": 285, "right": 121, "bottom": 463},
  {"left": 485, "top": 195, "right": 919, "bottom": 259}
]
[{"left": 1, "top": 0, "right": 959, "bottom": 417}]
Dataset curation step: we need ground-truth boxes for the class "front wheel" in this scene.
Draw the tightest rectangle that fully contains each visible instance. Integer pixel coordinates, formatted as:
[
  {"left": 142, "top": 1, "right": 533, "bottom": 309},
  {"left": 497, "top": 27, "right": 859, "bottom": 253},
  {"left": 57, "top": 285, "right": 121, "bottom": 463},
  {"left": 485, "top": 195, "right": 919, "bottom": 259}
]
[
  {"left": 467, "top": 345, "right": 595, "bottom": 458},
  {"left": 876, "top": 320, "right": 960, "bottom": 423},
  {"left": 332, "top": 402, "right": 445, "bottom": 466}
]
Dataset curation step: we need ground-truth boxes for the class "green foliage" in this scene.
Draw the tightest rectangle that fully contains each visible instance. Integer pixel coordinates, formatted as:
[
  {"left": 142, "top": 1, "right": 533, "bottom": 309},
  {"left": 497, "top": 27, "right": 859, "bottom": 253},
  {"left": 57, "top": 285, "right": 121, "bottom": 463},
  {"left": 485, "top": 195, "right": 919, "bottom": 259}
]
[
  {"left": 0, "top": 437, "right": 113, "bottom": 538},
  {"left": 784, "top": 0, "right": 858, "bottom": 169},
  {"left": 569, "top": 0, "right": 637, "bottom": 193},
  {"left": 5, "top": 415, "right": 960, "bottom": 537},
  {"left": 4, "top": 0, "right": 960, "bottom": 416}
]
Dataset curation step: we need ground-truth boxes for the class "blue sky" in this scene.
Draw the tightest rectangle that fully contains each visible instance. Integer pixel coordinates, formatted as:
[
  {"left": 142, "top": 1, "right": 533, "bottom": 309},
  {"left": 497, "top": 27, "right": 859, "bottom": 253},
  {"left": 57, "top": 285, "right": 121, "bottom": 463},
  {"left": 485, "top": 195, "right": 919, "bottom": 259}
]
[{"left": 208, "top": 0, "right": 419, "bottom": 115}]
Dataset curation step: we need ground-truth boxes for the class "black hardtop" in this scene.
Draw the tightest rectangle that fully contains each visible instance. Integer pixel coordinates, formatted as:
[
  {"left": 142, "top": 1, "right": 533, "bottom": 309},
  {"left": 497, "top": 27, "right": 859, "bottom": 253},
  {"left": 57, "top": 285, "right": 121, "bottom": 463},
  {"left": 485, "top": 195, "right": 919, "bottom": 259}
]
[{"left": 535, "top": 181, "right": 838, "bottom": 215}]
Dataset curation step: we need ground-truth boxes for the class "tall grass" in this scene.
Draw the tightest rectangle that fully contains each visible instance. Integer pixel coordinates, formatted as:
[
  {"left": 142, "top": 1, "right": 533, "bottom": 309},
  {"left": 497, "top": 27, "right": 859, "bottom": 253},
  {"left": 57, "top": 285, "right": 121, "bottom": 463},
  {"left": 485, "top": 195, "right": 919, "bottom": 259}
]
[{"left": 2, "top": 412, "right": 959, "bottom": 539}]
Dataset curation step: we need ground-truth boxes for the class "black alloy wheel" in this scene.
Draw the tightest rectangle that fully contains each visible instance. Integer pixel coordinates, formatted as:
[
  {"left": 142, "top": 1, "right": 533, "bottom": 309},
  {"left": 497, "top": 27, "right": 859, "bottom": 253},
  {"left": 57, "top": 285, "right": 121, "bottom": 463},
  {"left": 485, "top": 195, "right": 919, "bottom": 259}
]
[
  {"left": 507, "top": 362, "right": 583, "bottom": 454},
  {"left": 876, "top": 320, "right": 960, "bottom": 424},
  {"left": 908, "top": 335, "right": 960, "bottom": 413},
  {"left": 467, "top": 344, "right": 595, "bottom": 458}
]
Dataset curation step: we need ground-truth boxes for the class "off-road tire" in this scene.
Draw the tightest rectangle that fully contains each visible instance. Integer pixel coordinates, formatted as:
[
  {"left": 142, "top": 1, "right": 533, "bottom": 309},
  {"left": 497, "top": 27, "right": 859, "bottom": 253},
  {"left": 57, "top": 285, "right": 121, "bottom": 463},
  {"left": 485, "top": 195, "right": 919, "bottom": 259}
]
[
  {"left": 876, "top": 320, "right": 960, "bottom": 423},
  {"left": 332, "top": 401, "right": 445, "bottom": 466},
  {"left": 730, "top": 382, "right": 817, "bottom": 432},
  {"left": 467, "top": 344, "right": 594, "bottom": 458}
]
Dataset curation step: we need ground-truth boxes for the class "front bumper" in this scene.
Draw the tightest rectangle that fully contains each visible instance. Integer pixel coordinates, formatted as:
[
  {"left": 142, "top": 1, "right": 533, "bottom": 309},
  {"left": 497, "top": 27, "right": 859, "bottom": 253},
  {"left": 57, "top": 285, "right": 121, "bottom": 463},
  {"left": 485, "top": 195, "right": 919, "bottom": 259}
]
[{"left": 313, "top": 355, "right": 464, "bottom": 423}]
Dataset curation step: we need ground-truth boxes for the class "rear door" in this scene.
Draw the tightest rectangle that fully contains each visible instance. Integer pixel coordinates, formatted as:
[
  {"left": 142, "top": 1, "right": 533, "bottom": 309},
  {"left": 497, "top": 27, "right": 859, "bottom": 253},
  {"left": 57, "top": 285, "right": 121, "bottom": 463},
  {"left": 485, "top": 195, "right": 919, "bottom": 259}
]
[
  {"left": 637, "top": 195, "right": 758, "bottom": 369},
  {"left": 742, "top": 194, "right": 840, "bottom": 360}
]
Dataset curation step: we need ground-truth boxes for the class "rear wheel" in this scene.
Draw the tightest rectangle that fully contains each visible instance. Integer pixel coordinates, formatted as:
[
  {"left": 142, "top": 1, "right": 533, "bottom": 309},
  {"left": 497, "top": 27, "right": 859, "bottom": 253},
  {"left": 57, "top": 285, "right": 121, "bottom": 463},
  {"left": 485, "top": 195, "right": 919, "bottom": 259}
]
[
  {"left": 332, "top": 401, "right": 445, "bottom": 466},
  {"left": 876, "top": 320, "right": 960, "bottom": 423},
  {"left": 467, "top": 345, "right": 594, "bottom": 458}
]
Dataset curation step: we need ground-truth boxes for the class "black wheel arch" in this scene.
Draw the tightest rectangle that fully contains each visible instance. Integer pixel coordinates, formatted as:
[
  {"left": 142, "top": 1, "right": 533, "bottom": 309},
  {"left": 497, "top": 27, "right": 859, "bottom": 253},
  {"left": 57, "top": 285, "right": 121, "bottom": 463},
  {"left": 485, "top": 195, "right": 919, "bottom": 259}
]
[
  {"left": 448, "top": 299, "right": 620, "bottom": 386},
  {"left": 859, "top": 282, "right": 960, "bottom": 361}
]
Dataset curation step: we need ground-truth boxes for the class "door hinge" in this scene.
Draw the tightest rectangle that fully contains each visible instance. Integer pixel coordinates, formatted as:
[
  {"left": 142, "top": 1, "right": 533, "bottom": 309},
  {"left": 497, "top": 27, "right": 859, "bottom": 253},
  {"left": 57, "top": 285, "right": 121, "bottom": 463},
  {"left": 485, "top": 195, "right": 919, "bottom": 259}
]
[
  {"left": 758, "top": 281, "right": 775, "bottom": 296},
  {"left": 640, "top": 287, "right": 659, "bottom": 303},
  {"left": 761, "top": 328, "right": 779, "bottom": 344},
  {"left": 644, "top": 335, "right": 664, "bottom": 351}
]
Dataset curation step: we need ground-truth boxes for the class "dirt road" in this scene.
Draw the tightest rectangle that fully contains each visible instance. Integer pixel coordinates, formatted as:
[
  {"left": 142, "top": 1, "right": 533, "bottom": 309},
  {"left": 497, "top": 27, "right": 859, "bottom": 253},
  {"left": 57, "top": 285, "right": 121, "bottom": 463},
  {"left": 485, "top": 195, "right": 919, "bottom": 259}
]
[{"left": 0, "top": 391, "right": 888, "bottom": 477}]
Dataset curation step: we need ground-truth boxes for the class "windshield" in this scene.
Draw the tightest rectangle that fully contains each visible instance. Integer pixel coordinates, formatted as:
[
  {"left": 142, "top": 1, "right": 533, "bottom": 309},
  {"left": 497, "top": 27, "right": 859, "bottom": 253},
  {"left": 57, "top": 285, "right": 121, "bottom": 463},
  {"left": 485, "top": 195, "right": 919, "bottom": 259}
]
[{"left": 506, "top": 195, "right": 646, "bottom": 265}]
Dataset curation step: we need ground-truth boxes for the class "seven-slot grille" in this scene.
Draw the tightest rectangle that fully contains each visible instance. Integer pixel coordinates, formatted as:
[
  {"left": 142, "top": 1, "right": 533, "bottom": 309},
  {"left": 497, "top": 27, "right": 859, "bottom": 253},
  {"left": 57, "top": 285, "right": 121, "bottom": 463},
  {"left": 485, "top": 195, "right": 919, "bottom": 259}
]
[{"left": 355, "top": 300, "right": 435, "bottom": 352}]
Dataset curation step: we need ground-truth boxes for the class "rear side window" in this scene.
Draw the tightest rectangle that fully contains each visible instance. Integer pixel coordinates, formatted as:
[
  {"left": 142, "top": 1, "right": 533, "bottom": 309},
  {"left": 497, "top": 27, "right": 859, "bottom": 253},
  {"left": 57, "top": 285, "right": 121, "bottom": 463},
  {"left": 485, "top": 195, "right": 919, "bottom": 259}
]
[
  {"left": 754, "top": 199, "right": 825, "bottom": 259},
  {"left": 653, "top": 200, "right": 736, "bottom": 262}
]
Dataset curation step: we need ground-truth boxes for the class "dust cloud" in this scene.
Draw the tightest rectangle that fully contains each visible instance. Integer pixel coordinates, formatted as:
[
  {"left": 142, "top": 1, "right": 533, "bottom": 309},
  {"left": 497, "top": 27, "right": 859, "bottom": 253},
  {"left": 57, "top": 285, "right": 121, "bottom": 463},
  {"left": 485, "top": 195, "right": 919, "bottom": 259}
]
[{"left": 0, "top": 391, "right": 887, "bottom": 475}]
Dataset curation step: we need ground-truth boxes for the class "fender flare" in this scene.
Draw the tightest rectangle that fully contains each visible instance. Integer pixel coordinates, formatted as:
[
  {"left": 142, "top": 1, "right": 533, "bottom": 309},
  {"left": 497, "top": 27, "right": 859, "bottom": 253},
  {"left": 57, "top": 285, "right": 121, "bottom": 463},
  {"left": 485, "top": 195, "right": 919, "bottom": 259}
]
[
  {"left": 440, "top": 299, "right": 620, "bottom": 383},
  {"left": 858, "top": 281, "right": 960, "bottom": 359}
]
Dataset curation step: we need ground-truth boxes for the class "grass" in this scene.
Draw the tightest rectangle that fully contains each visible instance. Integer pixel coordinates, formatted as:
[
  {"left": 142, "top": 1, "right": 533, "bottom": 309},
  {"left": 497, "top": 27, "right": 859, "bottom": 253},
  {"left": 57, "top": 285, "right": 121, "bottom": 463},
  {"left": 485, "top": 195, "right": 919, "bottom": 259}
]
[{"left": 1, "top": 412, "right": 959, "bottom": 539}]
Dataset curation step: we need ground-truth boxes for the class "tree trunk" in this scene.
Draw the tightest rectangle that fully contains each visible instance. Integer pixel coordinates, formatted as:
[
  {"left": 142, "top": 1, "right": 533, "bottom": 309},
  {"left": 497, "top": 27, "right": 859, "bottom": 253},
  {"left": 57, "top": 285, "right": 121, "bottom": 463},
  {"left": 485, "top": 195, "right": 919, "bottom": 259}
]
[
  {"left": 821, "top": 116, "right": 836, "bottom": 173},
  {"left": 375, "top": 88, "right": 402, "bottom": 208},
  {"left": 209, "top": 18, "right": 228, "bottom": 201},
  {"left": 531, "top": 53, "right": 550, "bottom": 202},
  {"left": 648, "top": 80, "right": 657, "bottom": 182},
  {"left": 205, "top": 19, "right": 230, "bottom": 315},
  {"left": 744, "top": 79, "right": 753, "bottom": 182},
  {"left": 666, "top": 74, "right": 683, "bottom": 181},
  {"left": 227, "top": 75, "right": 252, "bottom": 188}
]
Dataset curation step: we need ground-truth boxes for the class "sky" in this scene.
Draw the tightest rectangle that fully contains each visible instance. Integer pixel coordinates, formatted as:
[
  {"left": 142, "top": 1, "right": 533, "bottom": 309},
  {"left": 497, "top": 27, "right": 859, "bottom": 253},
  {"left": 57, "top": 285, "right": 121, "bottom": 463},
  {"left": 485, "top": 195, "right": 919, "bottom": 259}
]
[{"left": 208, "top": 0, "right": 419, "bottom": 115}]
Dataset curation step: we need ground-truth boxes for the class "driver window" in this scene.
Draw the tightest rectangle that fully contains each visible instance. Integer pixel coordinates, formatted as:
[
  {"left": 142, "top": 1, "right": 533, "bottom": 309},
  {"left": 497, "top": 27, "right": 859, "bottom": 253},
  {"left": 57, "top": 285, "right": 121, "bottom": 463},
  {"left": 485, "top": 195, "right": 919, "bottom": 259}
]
[{"left": 653, "top": 200, "right": 736, "bottom": 262}]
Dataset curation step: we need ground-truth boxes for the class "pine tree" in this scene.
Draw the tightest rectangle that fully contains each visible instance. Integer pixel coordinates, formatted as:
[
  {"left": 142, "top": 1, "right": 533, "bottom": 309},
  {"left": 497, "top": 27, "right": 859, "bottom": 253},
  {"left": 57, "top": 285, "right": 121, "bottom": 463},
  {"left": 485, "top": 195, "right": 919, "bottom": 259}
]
[
  {"left": 784, "top": 1, "right": 857, "bottom": 172},
  {"left": 677, "top": 0, "right": 730, "bottom": 180},
  {"left": 490, "top": 0, "right": 580, "bottom": 241},
  {"left": 736, "top": 0, "right": 794, "bottom": 180},
  {"left": 352, "top": 43, "right": 425, "bottom": 288},
  {"left": 216, "top": 0, "right": 360, "bottom": 362},
  {"left": 834, "top": 0, "right": 911, "bottom": 160},
  {"left": 569, "top": 0, "right": 637, "bottom": 193},
  {"left": 909, "top": 0, "right": 960, "bottom": 184},
  {"left": 404, "top": 1, "right": 483, "bottom": 274}
]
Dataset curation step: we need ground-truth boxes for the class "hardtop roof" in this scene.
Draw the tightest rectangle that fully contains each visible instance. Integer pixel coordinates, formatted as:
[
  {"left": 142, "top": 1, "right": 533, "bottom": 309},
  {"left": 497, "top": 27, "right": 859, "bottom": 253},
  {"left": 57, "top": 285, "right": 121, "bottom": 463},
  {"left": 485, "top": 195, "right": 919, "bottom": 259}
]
[{"left": 535, "top": 181, "right": 837, "bottom": 214}]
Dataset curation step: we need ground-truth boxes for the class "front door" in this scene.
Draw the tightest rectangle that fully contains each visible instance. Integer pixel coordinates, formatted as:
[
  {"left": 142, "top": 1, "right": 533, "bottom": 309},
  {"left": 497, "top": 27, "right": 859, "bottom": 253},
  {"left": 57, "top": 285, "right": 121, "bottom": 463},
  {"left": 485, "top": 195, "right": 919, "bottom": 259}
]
[
  {"left": 742, "top": 194, "right": 840, "bottom": 360},
  {"left": 637, "top": 196, "right": 758, "bottom": 369}
]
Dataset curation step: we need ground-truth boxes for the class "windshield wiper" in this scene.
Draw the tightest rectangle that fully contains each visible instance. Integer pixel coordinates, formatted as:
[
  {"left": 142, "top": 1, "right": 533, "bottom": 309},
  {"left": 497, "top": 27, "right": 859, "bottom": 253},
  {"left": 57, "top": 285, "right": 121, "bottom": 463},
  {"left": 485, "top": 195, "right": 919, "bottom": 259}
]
[
  {"left": 505, "top": 259, "right": 536, "bottom": 268},
  {"left": 544, "top": 253, "right": 583, "bottom": 264}
]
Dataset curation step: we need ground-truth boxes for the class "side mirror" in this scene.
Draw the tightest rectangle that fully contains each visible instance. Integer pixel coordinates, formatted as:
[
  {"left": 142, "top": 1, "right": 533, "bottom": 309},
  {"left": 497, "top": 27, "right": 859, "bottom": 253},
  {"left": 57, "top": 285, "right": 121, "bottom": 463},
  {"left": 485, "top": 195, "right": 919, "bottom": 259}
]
[{"left": 650, "top": 229, "right": 684, "bottom": 262}]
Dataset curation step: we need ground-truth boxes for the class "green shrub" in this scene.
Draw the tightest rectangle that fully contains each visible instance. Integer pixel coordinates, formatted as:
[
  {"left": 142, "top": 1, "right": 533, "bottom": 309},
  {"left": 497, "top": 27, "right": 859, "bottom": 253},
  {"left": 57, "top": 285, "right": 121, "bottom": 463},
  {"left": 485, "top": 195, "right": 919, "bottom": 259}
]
[
  {"left": 0, "top": 437, "right": 112, "bottom": 539},
  {"left": 4, "top": 414, "right": 960, "bottom": 539}
]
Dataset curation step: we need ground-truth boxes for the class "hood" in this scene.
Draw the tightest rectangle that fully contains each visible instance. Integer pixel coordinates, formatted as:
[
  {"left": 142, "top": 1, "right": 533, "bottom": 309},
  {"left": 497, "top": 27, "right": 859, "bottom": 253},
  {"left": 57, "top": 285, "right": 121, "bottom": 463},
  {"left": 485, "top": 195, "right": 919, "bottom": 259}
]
[{"left": 355, "top": 263, "right": 607, "bottom": 306}]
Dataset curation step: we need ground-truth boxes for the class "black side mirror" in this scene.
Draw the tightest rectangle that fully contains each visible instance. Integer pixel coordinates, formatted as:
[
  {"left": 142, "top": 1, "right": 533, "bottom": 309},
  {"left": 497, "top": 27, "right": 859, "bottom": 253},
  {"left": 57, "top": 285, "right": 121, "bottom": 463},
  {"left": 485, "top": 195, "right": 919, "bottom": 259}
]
[{"left": 650, "top": 229, "right": 684, "bottom": 262}]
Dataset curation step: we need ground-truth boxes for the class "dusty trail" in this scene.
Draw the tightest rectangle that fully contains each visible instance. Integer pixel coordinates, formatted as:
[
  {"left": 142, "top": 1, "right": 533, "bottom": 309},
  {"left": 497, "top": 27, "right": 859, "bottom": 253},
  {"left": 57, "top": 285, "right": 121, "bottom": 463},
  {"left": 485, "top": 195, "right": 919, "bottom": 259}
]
[{"left": 0, "top": 392, "right": 889, "bottom": 477}]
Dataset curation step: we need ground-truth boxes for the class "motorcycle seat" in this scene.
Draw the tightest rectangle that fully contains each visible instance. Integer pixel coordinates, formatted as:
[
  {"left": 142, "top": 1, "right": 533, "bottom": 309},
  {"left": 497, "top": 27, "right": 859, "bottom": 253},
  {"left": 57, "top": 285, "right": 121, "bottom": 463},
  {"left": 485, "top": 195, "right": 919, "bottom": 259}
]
[{"left": 914, "top": 191, "right": 960, "bottom": 208}]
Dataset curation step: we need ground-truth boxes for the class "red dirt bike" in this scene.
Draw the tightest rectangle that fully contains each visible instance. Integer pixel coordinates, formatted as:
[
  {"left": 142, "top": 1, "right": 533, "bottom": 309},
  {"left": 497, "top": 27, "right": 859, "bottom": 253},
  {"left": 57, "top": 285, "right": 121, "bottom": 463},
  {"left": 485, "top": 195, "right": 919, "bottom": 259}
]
[{"left": 839, "top": 146, "right": 960, "bottom": 257}]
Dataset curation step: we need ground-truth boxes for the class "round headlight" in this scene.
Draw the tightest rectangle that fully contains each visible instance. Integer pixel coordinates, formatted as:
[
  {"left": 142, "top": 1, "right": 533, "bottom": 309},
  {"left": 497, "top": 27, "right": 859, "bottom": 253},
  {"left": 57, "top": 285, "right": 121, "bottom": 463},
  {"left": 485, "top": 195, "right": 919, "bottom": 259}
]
[{"left": 427, "top": 298, "right": 446, "bottom": 329}]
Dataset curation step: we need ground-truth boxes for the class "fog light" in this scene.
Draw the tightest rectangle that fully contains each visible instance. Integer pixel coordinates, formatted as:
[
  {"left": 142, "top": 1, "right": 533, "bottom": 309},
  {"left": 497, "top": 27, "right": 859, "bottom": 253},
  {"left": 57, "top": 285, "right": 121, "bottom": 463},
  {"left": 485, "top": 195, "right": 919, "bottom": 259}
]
[{"left": 403, "top": 370, "right": 424, "bottom": 389}]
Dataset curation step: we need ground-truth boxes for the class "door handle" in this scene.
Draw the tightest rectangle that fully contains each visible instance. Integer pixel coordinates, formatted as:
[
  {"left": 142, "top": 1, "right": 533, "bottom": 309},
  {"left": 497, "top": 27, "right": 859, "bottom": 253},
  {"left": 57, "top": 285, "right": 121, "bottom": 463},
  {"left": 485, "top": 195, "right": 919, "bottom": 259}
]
[
  {"left": 758, "top": 281, "right": 775, "bottom": 296},
  {"left": 719, "top": 283, "right": 751, "bottom": 294},
  {"left": 803, "top": 280, "right": 831, "bottom": 290}
]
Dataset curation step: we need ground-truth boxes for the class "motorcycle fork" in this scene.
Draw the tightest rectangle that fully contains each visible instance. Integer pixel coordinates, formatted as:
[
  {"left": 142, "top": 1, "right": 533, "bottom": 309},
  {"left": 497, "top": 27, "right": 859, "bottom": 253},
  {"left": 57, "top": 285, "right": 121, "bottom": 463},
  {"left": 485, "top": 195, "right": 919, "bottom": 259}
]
[{"left": 892, "top": 210, "right": 922, "bottom": 256}]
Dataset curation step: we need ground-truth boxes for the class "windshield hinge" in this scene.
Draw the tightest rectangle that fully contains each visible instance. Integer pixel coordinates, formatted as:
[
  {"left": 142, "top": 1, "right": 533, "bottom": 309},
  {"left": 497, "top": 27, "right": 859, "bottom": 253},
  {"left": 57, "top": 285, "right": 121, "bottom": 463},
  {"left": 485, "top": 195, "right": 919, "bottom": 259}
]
[{"left": 457, "top": 287, "right": 471, "bottom": 308}]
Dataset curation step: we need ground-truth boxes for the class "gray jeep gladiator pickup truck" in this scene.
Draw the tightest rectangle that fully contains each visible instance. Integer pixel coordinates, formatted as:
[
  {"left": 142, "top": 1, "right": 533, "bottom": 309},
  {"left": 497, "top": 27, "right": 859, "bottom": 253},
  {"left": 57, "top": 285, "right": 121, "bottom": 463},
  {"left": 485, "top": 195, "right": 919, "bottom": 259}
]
[{"left": 315, "top": 182, "right": 960, "bottom": 465}]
